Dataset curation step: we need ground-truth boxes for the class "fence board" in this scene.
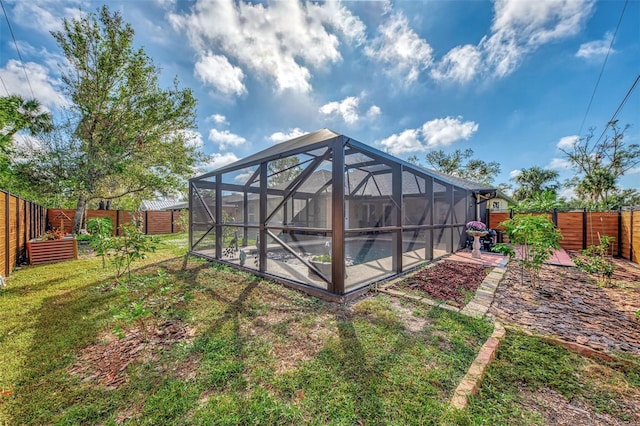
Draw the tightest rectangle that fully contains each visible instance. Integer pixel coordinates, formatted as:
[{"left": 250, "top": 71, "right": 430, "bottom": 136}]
[
  {"left": 1, "top": 193, "right": 7, "bottom": 278},
  {"left": 489, "top": 210, "right": 639, "bottom": 262},
  {"left": 621, "top": 211, "right": 631, "bottom": 260},
  {"left": 556, "top": 212, "right": 583, "bottom": 250}
]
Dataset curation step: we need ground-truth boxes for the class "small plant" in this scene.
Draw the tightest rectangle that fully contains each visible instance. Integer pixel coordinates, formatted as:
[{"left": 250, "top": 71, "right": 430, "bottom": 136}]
[
  {"left": 40, "top": 228, "right": 65, "bottom": 241},
  {"left": 110, "top": 218, "right": 159, "bottom": 280},
  {"left": 87, "top": 217, "right": 113, "bottom": 268},
  {"left": 493, "top": 214, "right": 562, "bottom": 288},
  {"left": 311, "top": 241, "right": 332, "bottom": 263},
  {"left": 574, "top": 235, "right": 616, "bottom": 286}
]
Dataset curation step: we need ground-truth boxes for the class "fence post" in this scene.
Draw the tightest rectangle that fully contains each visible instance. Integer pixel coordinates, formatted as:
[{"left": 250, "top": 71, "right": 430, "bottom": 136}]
[
  {"left": 617, "top": 207, "right": 622, "bottom": 257},
  {"left": 145, "top": 210, "right": 149, "bottom": 235},
  {"left": 115, "top": 210, "right": 120, "bottom": 235},
  {"left": 4, "top": 192, "right": 9, "bottom": 278},
  {"left": 552, "top": 208, "right": 558, "bottom": 227},
  {"left": 631, "top": 209, "right": 635, "bottom": 263},
  {"left": 582, "top": 208, "right": 587, "bottom": 250},
  {"left": 16, "top": 196, "right": 20, "bottom": 264},
  {"left": 170, "top": 210, "right": 174, "bottom": 233}
]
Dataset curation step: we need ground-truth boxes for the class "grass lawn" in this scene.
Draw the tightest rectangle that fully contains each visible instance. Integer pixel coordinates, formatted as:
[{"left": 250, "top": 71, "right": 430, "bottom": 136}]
[{"left": 1, "top": 234, "right": 638, "bottom": 425}]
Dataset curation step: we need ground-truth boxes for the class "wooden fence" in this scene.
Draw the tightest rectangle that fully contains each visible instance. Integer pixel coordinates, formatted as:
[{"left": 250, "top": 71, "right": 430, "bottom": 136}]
[
  {"left": 0, "top": 202, "right": 184, "bottom": 279},
  {"left": 488, "top": 209, "right": 640, "bottom": 264},
  {"left": 47, "top": 209, "right": 184, "bottom": 236},
  {"left": 1, "top": 191, "right": 48, "bottom": 279}
]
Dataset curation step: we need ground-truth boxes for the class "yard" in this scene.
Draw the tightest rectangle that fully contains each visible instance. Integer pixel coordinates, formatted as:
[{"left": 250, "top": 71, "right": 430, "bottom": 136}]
[{"left": 0, "top": 234, "right": 638, "bottom": 425}]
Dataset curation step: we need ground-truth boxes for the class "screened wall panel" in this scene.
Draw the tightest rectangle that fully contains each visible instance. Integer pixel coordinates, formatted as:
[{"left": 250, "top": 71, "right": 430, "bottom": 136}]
[{"left": 189, "top": 129, "right": 495, "bottom": 301}]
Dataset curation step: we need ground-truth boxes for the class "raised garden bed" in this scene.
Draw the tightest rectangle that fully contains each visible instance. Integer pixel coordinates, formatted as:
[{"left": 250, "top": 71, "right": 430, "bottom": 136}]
[{"left": 27, "top": 236, "right": 78, "bottom": 265}]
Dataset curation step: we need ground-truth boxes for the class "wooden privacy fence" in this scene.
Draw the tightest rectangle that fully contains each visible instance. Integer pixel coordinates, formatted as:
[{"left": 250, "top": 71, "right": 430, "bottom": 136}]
[
  {"left": 47, "top": 209, "right": 184, "bottom": 236},
  {"left": 1, "top": 191, "right": 48, "bottom": 278},
  {"left": 488, "top": 209, "right": 640, "bottom": 264}
]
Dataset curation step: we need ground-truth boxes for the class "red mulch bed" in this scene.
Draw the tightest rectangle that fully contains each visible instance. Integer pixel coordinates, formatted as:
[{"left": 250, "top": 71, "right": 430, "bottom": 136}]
[{"left": 395, "top": 260, "right": 489, "bottom": 308}]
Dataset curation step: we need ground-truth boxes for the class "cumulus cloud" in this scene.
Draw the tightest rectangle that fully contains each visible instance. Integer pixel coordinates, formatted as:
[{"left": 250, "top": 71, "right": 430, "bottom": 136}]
[
  {"left": 364, "top": 13, "right": 433, "bottom": 83},
  {"left": 576, "top": 32, "right": 614, "bottom": 60},
  {"left": 208, "top": 114, "right": 229, "bottom": 125},
  {"left": 378, "top": 129, "right": 422, "bottom": 155},
  {"left": 509, "top": 169, "right": 522, "bottom": 179},
  {"left": 199, "top": 152, "right": 240, "bottom": 172},
  {"left": 170, "top": 0, "right": 366, "bottom": 93},
  {"left": 628, "top": 167, "right": 640, "bottom": 175},
  {"left": 319, "top": 95, "right": 380, "bottom": 124},
  {"left": 234, "top": 168, "right": 257, "bottom": 183},
  {"left": 556, "top": 135, "right": 579, "bottom": 149},
  {"left": 268, "top": 128, "right": 307, "bottom": 143},
  {"left": 208, "top": 129, "right": 247, "bottom": 150},
  {"left": 431, "top": 45, "right": 482, "bottom": 83},
  {"left": 377, "top": 116, "right": 478, "bottom": 155},
  {"left": 9, "top": 0, "right": 84, "bottom": 34},
  {"left": 366, "top": 105, "right": 381, "bottom": 119},
  {"left": 0, "top": 60, "right": 69, "bottom": 109},
  {"left": 194, "top": 52, "right": 246, "bottom": 96},
  {"left": 178, "top": 129, "right": 204, "bottom": 149},
  {"left": 319, "top": 96, "right": 360, "bottom": 124},
  {"left": 421, "top": 117, "right": 478, "bottom": 147},
  {"left": 433, "top": 0, "right": 594, "bottom": 82},
  {"left": 546, "top": 157, "right": 573, "bottom": 170}
]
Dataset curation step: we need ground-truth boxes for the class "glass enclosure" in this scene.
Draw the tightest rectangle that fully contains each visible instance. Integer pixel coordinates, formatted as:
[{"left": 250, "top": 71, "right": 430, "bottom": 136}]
[{"left": 189, "top": 129, "right": 494, "bottom": 301}]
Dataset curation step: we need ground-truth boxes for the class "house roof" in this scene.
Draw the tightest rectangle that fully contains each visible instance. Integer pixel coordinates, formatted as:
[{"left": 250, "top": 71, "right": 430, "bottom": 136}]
[
  {"left": 139, "top": 200, "right": 187, "bottom": 211},
  {"left": 194, "top": 128, "right": 496, "bottom": 194}
]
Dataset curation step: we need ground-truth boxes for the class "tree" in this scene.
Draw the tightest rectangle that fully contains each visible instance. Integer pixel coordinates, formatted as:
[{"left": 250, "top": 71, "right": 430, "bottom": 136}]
[
  {"left": 268, "top": 157, "right": 302, "bottom": 186},
  {"left": 43, "top": 6, "right": 197, "bottom": 231},
  {"left": 511, "top": 166, "right": 560, "bottom": 201},
  {"left": 0, "top": 95, "right": 53, "bottom": 155},
  {"left": 425, "top": 148, "right": 500, "bottom": 185},
  {"left": 560, "top": 122, "right": 640, "bottom": 206}
]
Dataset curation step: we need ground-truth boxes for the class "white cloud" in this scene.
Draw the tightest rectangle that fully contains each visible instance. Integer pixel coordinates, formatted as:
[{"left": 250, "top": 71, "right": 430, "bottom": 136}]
[
  {"left": 268, "top": 128, "right": 307, "bottom": 143},
  {"left": 194, "top": 52, "right": 246, "bottom": 96},
  {"left": 170, "top": 0, "right": 366, "bottom": 93},
  {"left": 431, "top": 45, "right": 482, "bottom": 82},
  {"left": 0, "top": 60, "right": 69, "bottom": 109},
  {"left": 421, "top": 117, "right": 478, "bottom": 147},
  {"left": 558, "top": 187, "right": 576, "bottom": 200},
  {"left": 432, "top": 0, "right": 594, "bottom": 83},
  {"left": 576, "top": 32, "right": 614, "bottom": 60},
  {"left": 179, "top": 129, "right": 204, "bottom": 149},
  {"left": 546, "top": 157, "right": 573, "bottom": 170},
  {"left": 9, "top": 0, "right": 84, "bottom": 35},
  {"left": 365, "top": 13, "right": 433, "bottom": 84},
  {"left": 556, "top": 135, "right": 579, "bottom": 149},
  {"left": 481, "top": 0, "right": 594, "bottom": 78},
  {"left": 509, "top": 169, "right": 522, "bottom": 179},
  {"left": 234, "top": 168, "right": 257, "bottom": 183},
  {"left": 208, "top": 114, "right": 229, "bottom": 125},
  {"left": 627, "top": 167, "right": 640, "bottom": 175},
  {"left": 377, "top": 116, "right": 479, "bottom": 154},
  {"left": 199, "top": 152, "right": 240, "bottom": 171},
  {"left": 319, "top": 96, "right": 360, "bottom": 124},
  {"left": 366, "top": 105, "right": 381, "bottom": 119},
  {"left": 208, "top": 129, "right": 247, "bottom": 150},
  {"left": 377, "top": 129, "right": 422, "bottom": 155}
]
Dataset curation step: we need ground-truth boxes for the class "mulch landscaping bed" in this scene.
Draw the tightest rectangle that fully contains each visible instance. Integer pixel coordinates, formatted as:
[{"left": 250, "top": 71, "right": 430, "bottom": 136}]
[
  {"left": 489, "top": 256, "right": 640, "bottom": 355},
  {"left": 394, "top": 260, "right": 489, "bottom": 308}
]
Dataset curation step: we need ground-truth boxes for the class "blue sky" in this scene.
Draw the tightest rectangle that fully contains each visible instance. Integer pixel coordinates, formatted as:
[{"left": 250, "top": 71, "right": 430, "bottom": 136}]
[{"left": 2, "top": 0, "right": 639, "bottom": 196}]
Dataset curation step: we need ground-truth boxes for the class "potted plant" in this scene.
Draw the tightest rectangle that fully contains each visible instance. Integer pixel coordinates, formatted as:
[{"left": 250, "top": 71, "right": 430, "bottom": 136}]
[
  {"left": 309, "top": 252, "right": 332, "bottom": 279},
  {"left": 466, "top": 220, "right": 488, "bottom": 259}
]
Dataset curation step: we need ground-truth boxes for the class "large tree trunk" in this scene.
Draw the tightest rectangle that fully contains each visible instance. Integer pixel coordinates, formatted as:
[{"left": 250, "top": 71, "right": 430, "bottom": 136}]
[{"left": 73, "top": 196, "right": 87, "bottom": 234}]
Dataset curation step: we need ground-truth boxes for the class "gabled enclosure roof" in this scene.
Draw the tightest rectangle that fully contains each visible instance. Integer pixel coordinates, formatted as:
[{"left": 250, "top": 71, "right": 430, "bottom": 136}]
[{"left": 193, "top": 128, "right": 496, "bottom": 193}]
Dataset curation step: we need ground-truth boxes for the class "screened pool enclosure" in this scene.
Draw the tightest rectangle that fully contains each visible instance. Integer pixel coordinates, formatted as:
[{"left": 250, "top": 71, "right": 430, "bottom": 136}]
[{"left": 189, "top": 129, "right": 496, "bottom": 301}]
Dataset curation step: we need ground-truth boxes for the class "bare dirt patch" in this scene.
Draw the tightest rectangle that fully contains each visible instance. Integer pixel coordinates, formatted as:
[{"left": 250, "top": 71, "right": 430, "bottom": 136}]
[
  {"left": 393, "top": 260, "right": 489, "bottom": 308},
  {"left": 70, "top": 320, "right": 194, "bottom": 389},
  {"left": 519, "top": 386, "right": 637, "bottom": 426}
]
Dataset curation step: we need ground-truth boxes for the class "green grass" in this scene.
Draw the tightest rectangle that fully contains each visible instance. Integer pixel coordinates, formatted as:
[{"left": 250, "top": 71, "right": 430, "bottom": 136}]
[{"left": 1, "top": 234, "right": 638, "bottom": 425}]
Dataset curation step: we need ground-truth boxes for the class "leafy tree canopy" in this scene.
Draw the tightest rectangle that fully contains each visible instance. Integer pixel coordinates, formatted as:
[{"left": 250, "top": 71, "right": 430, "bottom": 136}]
[
  {"left": 13, "top": 6, "right": 199, "bottom": 230},
  {"left": 511, "top": 166, "right": 560, "bottom": 201},
  {"left": 424, "top": 148, "right": 500, "bottom": 185},
  {"left": 560, "top": 122, "right": 639, "bottom": 206}
]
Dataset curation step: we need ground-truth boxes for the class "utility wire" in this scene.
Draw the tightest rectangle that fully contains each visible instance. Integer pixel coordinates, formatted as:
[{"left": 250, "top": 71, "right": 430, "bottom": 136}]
[
  {"left": 593, "top": 72, "right": 640, "bottom": 145},
  {"left": 0, "top": 0, "right": 36, "bottom": 99},
  {"left": 576, "top": 0, "right": 629, "bottom": 138}
]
